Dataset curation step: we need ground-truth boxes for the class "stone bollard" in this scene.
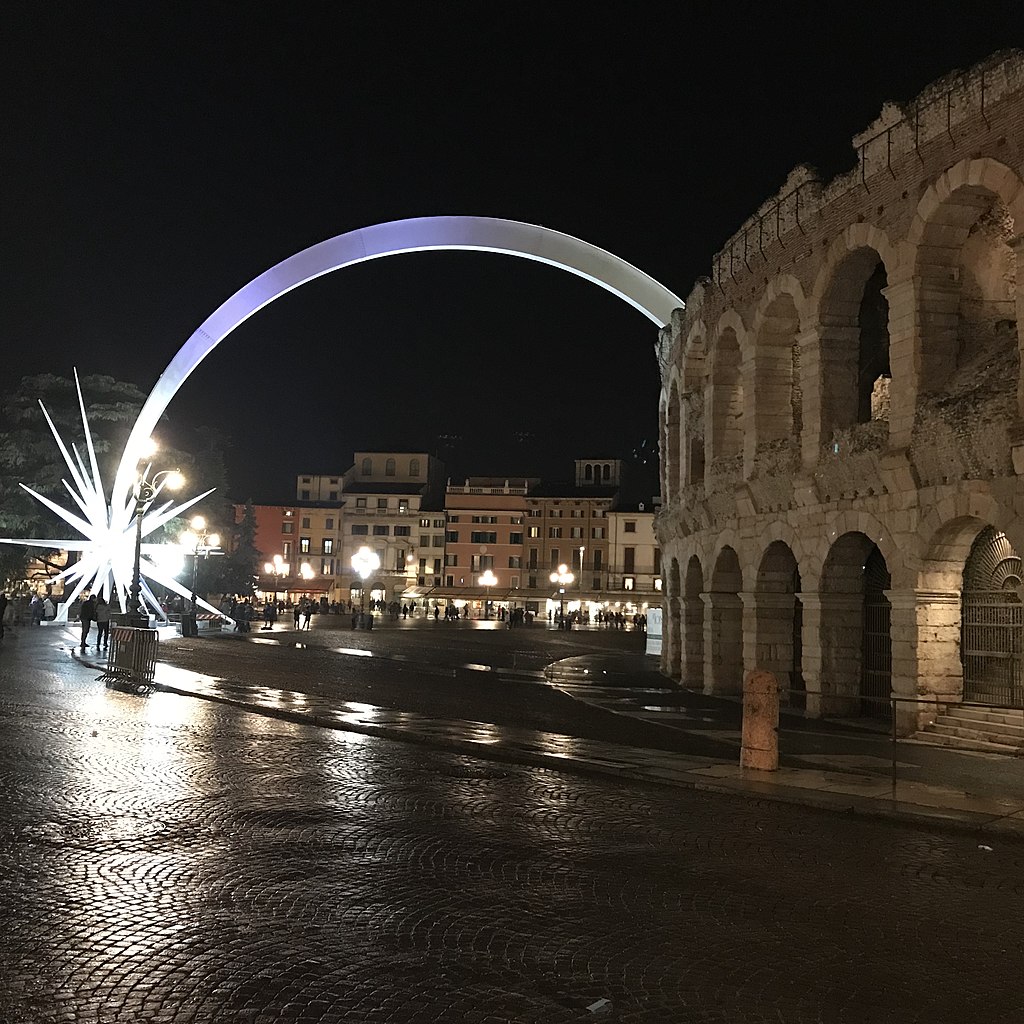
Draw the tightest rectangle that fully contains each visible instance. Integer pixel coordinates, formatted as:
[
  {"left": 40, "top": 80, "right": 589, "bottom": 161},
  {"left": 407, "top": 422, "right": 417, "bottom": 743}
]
[{"left": 740, "top": 669, "right": 779, "bottom": 771}]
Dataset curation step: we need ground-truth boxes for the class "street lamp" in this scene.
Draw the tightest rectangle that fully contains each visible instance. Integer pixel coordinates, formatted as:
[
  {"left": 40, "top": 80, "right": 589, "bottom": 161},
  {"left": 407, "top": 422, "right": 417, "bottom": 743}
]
[
  {"left": 180, "top": 515, "right": 221, "bottom": 636},
  {"left": 263, "top": 554, "right": 289, "bottom": 604},
  {"left": 549, "top": 563, "right": 574, "bottom": 630},
  {"left": 127, "top": 447, "right": 184, "bottom": 627},
  {"left": 351, "top": 546, "right": 380, "bottom": 625},
  {"left": 479, "top": 568, "right": 498, "bottom": 618},
  {"left": 578, "top": 544, "right": 586, "bottom": 621}
]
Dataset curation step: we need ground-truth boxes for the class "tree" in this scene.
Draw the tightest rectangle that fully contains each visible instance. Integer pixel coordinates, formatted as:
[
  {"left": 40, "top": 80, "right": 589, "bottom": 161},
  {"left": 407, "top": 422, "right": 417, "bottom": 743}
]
[
  {"left": 219, "top": 500, "right": 262, "bottom": 597},
  {"left": 0, "top": 374, "right": 147, "bottom": 589},
  {"left": 0, "top": 373, "right": 234, "bottom": 594}
]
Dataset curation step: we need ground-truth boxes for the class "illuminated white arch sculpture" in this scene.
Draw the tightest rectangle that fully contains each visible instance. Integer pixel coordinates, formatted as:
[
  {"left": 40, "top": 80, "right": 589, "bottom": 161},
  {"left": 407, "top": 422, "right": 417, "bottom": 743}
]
[{"left": 113, "top": 216, "right": 684, "bottom": 500}]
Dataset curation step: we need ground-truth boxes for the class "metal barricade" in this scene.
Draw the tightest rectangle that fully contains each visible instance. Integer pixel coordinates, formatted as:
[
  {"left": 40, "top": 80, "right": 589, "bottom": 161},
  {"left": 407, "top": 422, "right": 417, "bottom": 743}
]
[{"left": 98, "top": 626, "right": 159, "bottom": 694}]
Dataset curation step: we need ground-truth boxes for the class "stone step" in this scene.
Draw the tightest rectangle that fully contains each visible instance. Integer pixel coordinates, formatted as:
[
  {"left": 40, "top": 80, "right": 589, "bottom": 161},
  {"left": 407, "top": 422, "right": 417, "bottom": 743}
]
[
  {"left": 949, "top": 706, "right": 1024, "bottom": 726},
  {"left": 937, "top": 714, "right": 1024, "bottom": 740},
  {"left": 929, "top": 722, "right": 1024, "bottom": 747},
  {"left": 917, "top": 730, "right": 1023, "bottom": 755}
]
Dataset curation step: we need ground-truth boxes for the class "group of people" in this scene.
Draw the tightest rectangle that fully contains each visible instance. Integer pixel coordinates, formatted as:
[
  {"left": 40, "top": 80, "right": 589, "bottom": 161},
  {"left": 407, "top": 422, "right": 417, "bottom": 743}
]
[{"left": 75, "top": 593, "right": 112, "bottom": 652}]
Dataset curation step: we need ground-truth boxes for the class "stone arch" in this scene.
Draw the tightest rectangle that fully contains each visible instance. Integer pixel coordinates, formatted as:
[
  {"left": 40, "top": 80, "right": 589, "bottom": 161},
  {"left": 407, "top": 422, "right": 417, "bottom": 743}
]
[
  {"left": 749, "top": 276, "right": 805, "bottom": 461},
  {"left": 667, "top": 556, "right": 683, "bottom": 679},
  {"left": 908, "top": 157, "right": 1024, "bottom": 401},
  {"left": 113, "top": 216, "right": 685, "bottom": 503},
  {"left": 706, "top": 313, "right": 746, "bottom": 465},
  {"left": 754, "top": 540, "right": 804, "bottom": 707},
  {"left": 807, "top": 509, "right": 902, "bottom": 591},
  {"left": 817, "top": 531, "right": 892, "bottom": 718},
  {"left": 682, "top": 554, "right": 705, "bottom": 688},
  {"left": 806, "top": 224, "right": 900, "bottom": 450},
  {"left": 706, "top": 545, "right": 743, "bottom": 694},
  {"left": 916, "top": 504, "right": 1024, "bottom": 714},
  {"left": 682, "top": 323, "right": 707, "bottom": 393},
  {"left": 679, "top": 331, "right": 707, "bottom": 487},
  {"left": 666, "top": 377, "right": 682, "bottom": 502}
]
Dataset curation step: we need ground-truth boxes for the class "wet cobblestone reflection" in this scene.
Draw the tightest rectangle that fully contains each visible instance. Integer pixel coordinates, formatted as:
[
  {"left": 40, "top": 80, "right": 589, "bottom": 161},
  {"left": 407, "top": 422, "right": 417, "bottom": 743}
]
[{"left": 1, "top": 632, "right": 1023, "bottom": 1022}]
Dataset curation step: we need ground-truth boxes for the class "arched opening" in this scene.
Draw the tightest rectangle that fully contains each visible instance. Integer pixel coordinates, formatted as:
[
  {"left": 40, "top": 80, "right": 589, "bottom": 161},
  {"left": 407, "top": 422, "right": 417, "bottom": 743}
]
[
  {"left": 409, "top": 458, "right": 420, "bottom": 476},
  {"left": 753, "top": 294, "right": 801, "bottom": 450},
  {"left": 585, "top": 463, "right": 594, "bottom": 481},
  {"left": 917, "top": 187, "right": 1018, "bottom": 394},
  {"left": 707, "top": 327, "right": 743, "bottom": 464},
  {"left": 819, "top": 532, "right": 891, "bottom": 718},
  {"left": 668, "top": 557, "right": 682, "bottom": 679},
  {"left": 666, "top": 382, "right": 681, "bottom": 501},
  {"left": 683, "top": 555, "right": 705, "bottom": 689},
  {"left": 687, "top": 436, "right": 705, "bottom": 486},
  {"left": 385, "top": 458, "right": 396, "bottom": 476},
  {"left": 361, "top": 457, "right": 372, "bottom": 475},
  {"left": 707, "top": 546, "right": 743, "bottom": 694},
  {"left": 817, "top": 249, "right": 891, "bottom": 440},
  {"left": 754, "top": 541, "right": 803, "bottom": 708},
  {"left": 962, "top": 525, "right": 1024, "bottom": 706},
  {"left": 603, "top": 464, "right": 610, "bottom": 481}
]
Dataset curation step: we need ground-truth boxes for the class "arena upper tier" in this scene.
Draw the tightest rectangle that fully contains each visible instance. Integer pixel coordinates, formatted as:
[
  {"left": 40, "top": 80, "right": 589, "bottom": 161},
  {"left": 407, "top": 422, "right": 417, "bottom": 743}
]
[{"left": 656, "top": 50, "right": 1024, "bottom": 735}]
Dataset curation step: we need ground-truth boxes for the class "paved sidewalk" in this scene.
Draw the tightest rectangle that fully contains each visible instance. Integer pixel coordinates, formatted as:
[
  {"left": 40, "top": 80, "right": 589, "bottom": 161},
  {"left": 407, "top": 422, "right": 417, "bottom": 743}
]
[{"left": 74, "top": 634, "right": 1024, "bottom": 840}]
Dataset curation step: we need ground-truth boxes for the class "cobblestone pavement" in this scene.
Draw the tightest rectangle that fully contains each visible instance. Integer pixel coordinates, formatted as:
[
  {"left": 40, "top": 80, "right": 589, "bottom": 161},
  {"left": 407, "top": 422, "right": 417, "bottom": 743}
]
[{"left": 2, "top": 628, "right": 1024, "bottom": 1022}]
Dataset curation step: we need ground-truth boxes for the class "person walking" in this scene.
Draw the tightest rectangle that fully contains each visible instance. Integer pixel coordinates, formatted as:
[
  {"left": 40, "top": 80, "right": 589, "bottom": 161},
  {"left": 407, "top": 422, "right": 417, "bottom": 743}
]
[
  {"left": 78, "top": 593, "right": 97, "bottom": 651},
  {"left": 0, "top": 591, "right": 8, "bottom": 641},
  {"left": 95, "top": 596, "right": 111, "bottom": 650}
]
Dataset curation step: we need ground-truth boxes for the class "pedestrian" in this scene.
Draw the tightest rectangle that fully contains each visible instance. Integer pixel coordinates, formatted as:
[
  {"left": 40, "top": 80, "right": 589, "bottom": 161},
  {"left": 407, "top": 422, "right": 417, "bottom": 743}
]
[
  {"left": 30, "top": 595, "right": 44, "bottom": 626},
  {"left": 95, "top": 596, "right": 111, "bottom": 650},
  {"left": 78, "top": 593, "right": 97, "bottom": 651},
  {"left": 263, "top": 602, "right": 273, "bottom": 629},
  {"left": 433, "top": 604, "right": 440, "bottom": 620},
  {"left": 0, "top": 591, "right": 8, "bottom": 641},
  {"left": 42, "top": 596, "right": 56, "bottom": 621}
]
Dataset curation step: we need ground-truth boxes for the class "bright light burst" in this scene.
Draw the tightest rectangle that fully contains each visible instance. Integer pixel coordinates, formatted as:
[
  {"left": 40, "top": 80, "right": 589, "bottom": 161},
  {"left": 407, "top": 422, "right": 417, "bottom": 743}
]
[{"left": 0, "top": 371, "right": 227, "bottom": 624}]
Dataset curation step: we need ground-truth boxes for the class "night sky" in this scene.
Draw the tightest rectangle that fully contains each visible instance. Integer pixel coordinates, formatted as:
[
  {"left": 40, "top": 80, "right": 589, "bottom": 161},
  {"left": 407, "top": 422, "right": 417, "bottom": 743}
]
[{"left": 5, "top": 4, "right": 1021, "bottom": 501}]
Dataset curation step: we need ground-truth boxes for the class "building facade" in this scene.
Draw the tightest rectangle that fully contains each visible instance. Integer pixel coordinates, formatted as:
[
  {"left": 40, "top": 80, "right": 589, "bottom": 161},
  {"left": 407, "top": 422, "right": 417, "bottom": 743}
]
[{"left": 656, "top": 51, "right": 1024, "bottom": 734}]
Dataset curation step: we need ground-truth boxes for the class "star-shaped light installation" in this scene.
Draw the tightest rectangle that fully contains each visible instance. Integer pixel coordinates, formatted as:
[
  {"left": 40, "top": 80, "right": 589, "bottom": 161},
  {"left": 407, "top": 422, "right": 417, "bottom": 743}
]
[{"left": 0, "top": 371, "right": 230, "bottom": 625}]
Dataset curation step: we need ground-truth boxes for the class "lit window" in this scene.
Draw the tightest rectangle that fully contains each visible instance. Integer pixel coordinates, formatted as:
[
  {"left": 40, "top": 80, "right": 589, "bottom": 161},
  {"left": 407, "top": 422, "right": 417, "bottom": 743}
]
[
  {"left": 322, "top": 539, "right": 334, "bottom": 554},
  {"left": 654, "top": 578, "right": 663, "bottom": 591},
  {"left": 299, "top": 537, "right": 310, "bottom": 553},
  {"left": 623, "top": 576, "right": 635, "bottom": 591},
  {"left": 420, "top": 518, "right": 431, "bottom": 528}
]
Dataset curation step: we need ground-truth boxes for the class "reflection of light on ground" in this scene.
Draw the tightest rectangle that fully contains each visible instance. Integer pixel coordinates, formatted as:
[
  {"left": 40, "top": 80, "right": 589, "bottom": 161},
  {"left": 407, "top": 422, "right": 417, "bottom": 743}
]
[
  {"left": 465, "top": 723, "right": 500, "bottom": 744},
  {"left": 337, "top": 647, "right": 372, "bottom": 658},
  {"left": 537, "top": 733, "right": 581, "bottom": 758},
  {"left": 343, "top": 701, "right": 380, "bottom": 716},
  {"left": 461, "top": 663, "right": 494, "bottom": 673}
]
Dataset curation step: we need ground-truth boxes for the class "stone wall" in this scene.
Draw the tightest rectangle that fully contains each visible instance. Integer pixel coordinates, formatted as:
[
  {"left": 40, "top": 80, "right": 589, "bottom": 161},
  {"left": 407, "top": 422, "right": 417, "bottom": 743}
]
[{"left": 657, "top": 50, "right": 1024, "bottom": 734}]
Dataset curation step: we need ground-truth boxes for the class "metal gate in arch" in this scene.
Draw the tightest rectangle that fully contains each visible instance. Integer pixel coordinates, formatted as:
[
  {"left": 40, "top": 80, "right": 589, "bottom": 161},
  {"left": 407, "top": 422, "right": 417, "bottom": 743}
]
[{"left": 962, "top": 526, "right": 1023, "bottom": 706}]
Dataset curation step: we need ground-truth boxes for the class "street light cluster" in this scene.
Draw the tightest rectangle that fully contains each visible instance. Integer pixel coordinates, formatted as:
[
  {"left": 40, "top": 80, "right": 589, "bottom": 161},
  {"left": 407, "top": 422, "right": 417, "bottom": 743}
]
[{"left": 550, "top": 563, "right": 574, "bottom": 629}]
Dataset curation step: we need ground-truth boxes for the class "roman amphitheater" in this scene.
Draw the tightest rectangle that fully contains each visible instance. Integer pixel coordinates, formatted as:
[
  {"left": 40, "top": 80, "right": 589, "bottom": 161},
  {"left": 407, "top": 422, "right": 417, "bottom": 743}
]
[{"left": 657, "top": 50, "right": 1024, "bottom": 742}]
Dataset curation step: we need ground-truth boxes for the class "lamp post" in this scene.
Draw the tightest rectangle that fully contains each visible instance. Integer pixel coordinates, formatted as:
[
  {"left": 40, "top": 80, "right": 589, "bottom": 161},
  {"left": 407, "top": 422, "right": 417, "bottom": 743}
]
[
  {"left": 350, "top": 546, "right": 380, "bottom": 627},
  {"left": 549, "top": 563, "right": 574, "bottom": 630},
  {"left": 479, "top": 568, "right": 498, "bottom": 618},
  {"left": 180, "top": 516, "right": 221, "bottom": 636},
  {"left": 262, "top": 554, "right": 289, "bottom": 604},
  {"left": 578, "top": 544, "right": 586, "bottom": 622},
  {"left": 127, "top": 447, "right": 184, "bottom": 627}
]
